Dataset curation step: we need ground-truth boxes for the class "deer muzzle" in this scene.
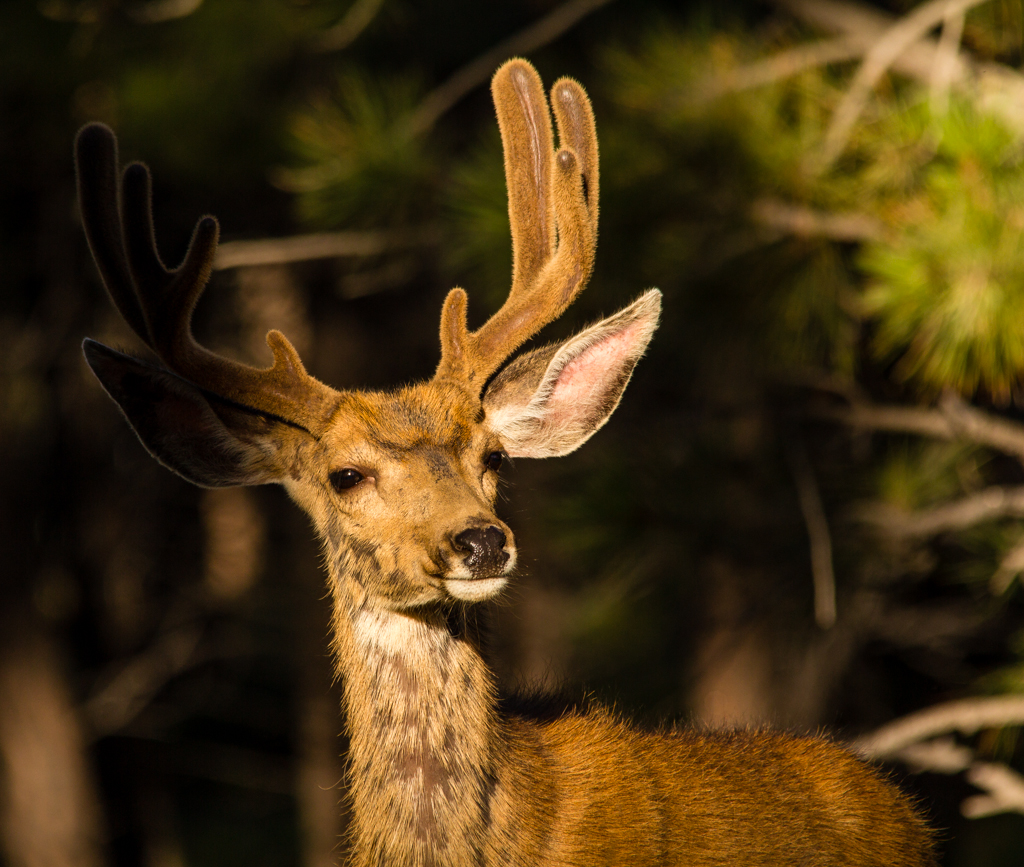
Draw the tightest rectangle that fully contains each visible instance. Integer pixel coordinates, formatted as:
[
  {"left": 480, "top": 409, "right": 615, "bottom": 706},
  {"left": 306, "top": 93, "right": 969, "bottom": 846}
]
[
  {"left": 441, "top": 521, "right": 515, "bottom": 602},
  {"left": 452, "top": 525, "right": 509, "bottom": 576}
]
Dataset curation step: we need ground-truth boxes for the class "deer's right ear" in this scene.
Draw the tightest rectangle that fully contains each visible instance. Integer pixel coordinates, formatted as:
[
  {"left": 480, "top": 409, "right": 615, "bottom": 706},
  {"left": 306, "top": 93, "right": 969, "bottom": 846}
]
[
  {"left": 84, "top": 339, "right": 298, "bottom": 488},
  {"left": 482, "top": 290, "right": 660, "bottom": 459}
]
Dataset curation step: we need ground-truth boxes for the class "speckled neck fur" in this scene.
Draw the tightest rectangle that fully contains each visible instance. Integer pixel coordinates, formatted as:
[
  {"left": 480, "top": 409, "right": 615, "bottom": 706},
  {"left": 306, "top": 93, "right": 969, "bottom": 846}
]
[{"left": 329, "top": 552, "right": 498, "bottom": 867}]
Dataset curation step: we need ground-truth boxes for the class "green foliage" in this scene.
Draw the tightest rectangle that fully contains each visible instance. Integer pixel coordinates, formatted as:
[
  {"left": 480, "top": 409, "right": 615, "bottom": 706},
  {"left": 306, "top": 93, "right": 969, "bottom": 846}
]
[
  {"left": 859, "top": 103, "right": 1024, "bottom": 402},
  {"left": 602, "top": 23, "right": 1024, "bottom": 403},
  {"left": 874, "top": 441, "right": 981, "bottom": 512},
  {"left": 280, "top": 72, "right": 435, "bottom": 229},
  {"left": 442, "top": 130, "right": 513, "bottom": 311}
]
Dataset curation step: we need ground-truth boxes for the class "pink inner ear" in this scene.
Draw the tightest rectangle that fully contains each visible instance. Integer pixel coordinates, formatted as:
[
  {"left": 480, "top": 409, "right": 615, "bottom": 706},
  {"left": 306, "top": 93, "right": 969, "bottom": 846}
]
[{"left": 545, "top": 322, "right": 642, "bottom": 422}]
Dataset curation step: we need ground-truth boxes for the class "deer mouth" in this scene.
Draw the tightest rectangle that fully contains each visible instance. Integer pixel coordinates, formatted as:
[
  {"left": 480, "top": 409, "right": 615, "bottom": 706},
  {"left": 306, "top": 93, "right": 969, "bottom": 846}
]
[{"left": 442, "top": 575, "right": 510, "bottom": 602}]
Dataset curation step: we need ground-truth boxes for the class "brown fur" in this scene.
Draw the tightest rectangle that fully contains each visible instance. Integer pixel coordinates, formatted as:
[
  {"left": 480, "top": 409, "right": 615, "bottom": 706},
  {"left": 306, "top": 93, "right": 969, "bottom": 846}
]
[{"left": 77, "top": 59, "right": 935, "bottom": 867}]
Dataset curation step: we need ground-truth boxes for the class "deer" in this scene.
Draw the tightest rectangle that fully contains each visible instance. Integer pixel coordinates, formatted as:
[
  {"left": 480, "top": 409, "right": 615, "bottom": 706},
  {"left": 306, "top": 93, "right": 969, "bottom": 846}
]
[{"left": 76, "top": 58, "right": 935, "bottom": 867}]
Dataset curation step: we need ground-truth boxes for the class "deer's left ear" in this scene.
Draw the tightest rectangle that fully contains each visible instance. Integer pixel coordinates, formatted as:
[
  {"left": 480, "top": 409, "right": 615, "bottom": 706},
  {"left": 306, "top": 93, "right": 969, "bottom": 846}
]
[{"left": 482, "top": 290, "right": 660, "bottom": 458}]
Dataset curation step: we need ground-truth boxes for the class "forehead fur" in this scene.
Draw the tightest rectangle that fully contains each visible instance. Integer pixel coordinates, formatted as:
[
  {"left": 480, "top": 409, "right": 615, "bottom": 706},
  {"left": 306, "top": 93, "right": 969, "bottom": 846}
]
[{"left": 327, "top": 381, "right": 484, "bottom": 451}]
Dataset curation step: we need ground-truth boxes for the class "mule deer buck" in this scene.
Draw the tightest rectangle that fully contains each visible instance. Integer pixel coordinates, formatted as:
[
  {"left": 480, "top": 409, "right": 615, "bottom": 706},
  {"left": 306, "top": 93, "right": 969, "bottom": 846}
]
[{"left": 77, "top": 59, "right": 934, "bottom": 866}]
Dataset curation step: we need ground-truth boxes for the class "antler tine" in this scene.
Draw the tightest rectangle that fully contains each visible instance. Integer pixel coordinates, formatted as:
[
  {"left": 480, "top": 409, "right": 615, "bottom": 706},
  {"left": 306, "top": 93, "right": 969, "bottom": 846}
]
[
  {"left": 75, "top": 123, "right": 151, "bottom": 345},
  {"left": 551, "top": 77, "right": 598, "bottom": 228},
  {"left": 76, "top": 122, "right": 338, "bottom": 434},
  {"left": 435, "top": 60, "right": 599, "bottom": 390}
]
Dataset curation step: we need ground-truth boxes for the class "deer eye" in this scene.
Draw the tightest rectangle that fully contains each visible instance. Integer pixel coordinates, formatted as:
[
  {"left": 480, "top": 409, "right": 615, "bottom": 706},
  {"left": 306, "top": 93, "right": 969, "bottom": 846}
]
[
  {"left": 485, "top": 451, "right": 504, "bottom": 472},
  {"left": 329, "top": 468, "right": 364, "bottom": 492}
]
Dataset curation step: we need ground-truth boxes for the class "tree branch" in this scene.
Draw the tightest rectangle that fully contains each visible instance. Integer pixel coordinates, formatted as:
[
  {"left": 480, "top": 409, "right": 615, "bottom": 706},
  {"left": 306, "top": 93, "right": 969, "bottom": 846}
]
[
  {"left": 409, "top": 0, "right": 616, "bottom": 135},
  {"left": 816, "top": 0, "right": 990, "bottom": 171},
  {"left": 772, "top": 0, "right": 1024, "bottom": 137},
  {"left": 990, "top": 533, "right": 1024, "bottom": 595},
  {"left": 128, "top": 0, "right": 204, "bottom": 23},
  {"left": 692, "top": 37, "right": 865, "bottom": 101},
  {"left": 963, "top": 761, "right": 1024, "bottom": 818},
  {"left": 809, "top": 395, "right": 1024, "bottom": 464},
  {"left": 309, "top": 0, "right": 386, "bottom": 53},
  {"left": 854, "top": 727, "right": 1024, "bottom": 818},
  {"left": 786, "top": 440, "right": 837, "bottom": 628},
  {"left": 853, "top": 695, "right": 1024, "bottom": 758},
  {"left": 83, "top": 623, "right": 204, "bottom": 738},
  {"left": 750, "top": 198, "right": 884, "bottom": 242},
  {"left": 929, "top": 2, "right": 965, "bottom": 118},
  {"left": 851, "top": 486, "right": 1024, "bottom": 538},
  {"left": 213, "top": 225, "right": 439, "bottom": 270}
]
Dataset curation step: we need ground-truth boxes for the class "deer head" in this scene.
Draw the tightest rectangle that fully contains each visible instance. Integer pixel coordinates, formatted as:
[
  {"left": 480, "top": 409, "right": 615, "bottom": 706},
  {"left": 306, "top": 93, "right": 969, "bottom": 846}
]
[{"left": 78, "top": 59, "right": 660, "bottom": 611}]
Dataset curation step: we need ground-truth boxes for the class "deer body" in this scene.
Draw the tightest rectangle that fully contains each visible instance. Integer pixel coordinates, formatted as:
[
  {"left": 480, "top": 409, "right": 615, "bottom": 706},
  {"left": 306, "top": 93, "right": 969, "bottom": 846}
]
[
  {"left": 77, "top": 59, "right": 935, "bottom": 866},
  {"left": 332, "top": 596, "right": 932, "bottom": 867}
]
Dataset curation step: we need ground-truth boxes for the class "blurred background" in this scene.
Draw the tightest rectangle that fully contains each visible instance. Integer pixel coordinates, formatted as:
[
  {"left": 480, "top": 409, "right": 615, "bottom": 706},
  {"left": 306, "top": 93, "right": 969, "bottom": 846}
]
[{"left": 3, "top": 0, "right": 1024, "bottom": 864}]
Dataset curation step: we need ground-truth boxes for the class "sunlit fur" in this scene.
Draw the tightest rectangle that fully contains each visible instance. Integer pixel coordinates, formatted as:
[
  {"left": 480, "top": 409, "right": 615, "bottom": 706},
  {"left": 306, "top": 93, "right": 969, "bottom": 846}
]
[
  {"left": 78, "top": 56, "right": 936, "bottom": 867},
  {"left": 285, "top": 381, "right": 515, "bottom": 612},
  {"left": 280, "top": 380, "right": 935, "bottom": 867}
]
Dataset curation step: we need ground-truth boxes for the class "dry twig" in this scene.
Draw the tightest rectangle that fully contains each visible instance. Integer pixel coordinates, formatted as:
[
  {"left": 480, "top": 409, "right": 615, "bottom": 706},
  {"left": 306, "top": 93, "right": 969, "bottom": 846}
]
[
  {"left": 750, "top": 198, "right": 884, "bottom": 242},
  {"left": 773, "top": 0, "right": 1024, "bottom": 136},
  {"left": 809, "top": 396, "right": 1024, "bottom": 464},
  {"left": 868, "top": 735, "right": 1024, "bottom": 819},
  {"left": 692, "top": 37, "right": 865, "bottom": 101},
  {"left": 851, "top": 486, "right": 1024, "bottom": 538},
  {"left": 309, "top": 0, "right": 386, "bottom": 53},
  {"left": 990, "top": 533, "right": 1024, "bottom": 594},
  {"left": 213, "top": 225, "right": 438, "bottom": 270},
  {"left": 409, "top": 0, "right": 616, "bottom": 134},
  {"left": 963, "top": 761, "right": 1024, "bottom": 818},
  {"left": 786, "top": 441, "right": 837, "bottom": 628},
  {"left": 929, "top": 1, "right": 966, "bottom": 118},
  {"left": 816, "top": 0, "right": 990, "bottom": 171},
  {"left": 127, "top": 0, "right": 204, "bottom": 22},
  {"left": 854, "top": 694, "right": 1024, "bottom": 757}
]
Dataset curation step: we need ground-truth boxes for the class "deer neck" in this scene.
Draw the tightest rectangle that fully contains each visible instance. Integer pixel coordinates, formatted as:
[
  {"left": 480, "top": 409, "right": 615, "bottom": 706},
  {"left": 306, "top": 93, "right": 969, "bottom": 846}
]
[{"left": 327, "top": 558, "right": 498, "bottom": 866}]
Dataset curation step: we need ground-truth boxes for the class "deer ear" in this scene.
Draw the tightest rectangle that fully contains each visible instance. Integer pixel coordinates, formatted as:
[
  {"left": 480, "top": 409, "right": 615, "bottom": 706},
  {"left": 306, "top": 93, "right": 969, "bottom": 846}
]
[
  {"left": 83, "top": 339, "right": 299, "bottom": 487},
  {"left": 482, "top": 290, "right": 660, "bottom": 458}
]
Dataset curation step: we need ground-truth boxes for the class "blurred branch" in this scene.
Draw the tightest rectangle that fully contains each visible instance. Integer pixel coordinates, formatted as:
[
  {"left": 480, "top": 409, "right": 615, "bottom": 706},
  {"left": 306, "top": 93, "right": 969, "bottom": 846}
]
[
  {"left": 963, "top": 762, "right": 1024, "bottom": 818},
  {"left": 815, "top": 0, "right": 990, "bottom": 171},
  {"left": 785, "top": 440, "right": 837, "bottom": 628},
  {"left": 867, "top": 601, "right": 986, "bottom": 650},
  {"left": 774, "top": 0, "right": 1024, "bottom": 136},
  {"left": 409, "top": 0, "right": 616, "bottom": 135},
  {"left": 854, "top": 695, "right": 1024, "bottom": 757},
  {"left": 83, "top": 623, "right": 203, "bottom": 738},
  {"left": 309, "top": 0, "right": 385, "bottom": 53},
  {"left": 127, "top": 0, "right": 203, "bottom": 23},
  {"left": 929, "top": 1, "right": 965, "bottom": 118},
  {"left": 750, "top": 198, "right": 884, "bottom": 241},
  {"left": 990, "top": 533, "right": 1024, "bottom": 594},
  {"left": 809, "top": 393, "right": 1024, "bottom": 464},
  {"left": 854, "top": 701, "right": 1024, "bottom": 818},
  {"left": 213, "top": 225, "right": 439, "bottom": 270},
  {"left": 850, "top": 485, "right": 1024, "bottom": 538},
  {"left": 693, "top": 37, "right": 864, "bottom": 101},
  {"left": 895, "top": 738, "right": 1024, "bottom": 819}
]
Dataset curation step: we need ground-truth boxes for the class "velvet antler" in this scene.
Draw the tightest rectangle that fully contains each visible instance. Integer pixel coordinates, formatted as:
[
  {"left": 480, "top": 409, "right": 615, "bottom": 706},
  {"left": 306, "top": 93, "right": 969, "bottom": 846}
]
[
  {"left": 434, "top": 59, "right": 599, "bottom": 390},
  {"left": 76, "top": 123, "right": 338, "bottom": 434}
]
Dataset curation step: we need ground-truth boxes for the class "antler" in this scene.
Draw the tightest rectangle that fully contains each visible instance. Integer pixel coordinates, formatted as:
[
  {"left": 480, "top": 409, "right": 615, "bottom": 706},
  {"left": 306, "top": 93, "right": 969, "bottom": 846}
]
[
  {"left": 435, "top": 59, "right": 599, "bottom": 389},
  {"left": 76, "top": 123, "right": 338, "bottom": 434}
]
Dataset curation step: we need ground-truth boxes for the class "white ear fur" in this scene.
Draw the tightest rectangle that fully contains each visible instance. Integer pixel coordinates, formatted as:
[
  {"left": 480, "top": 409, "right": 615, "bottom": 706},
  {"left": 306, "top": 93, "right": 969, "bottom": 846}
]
[{"left": 483, "top": 290, "right": 661, "bottom": 458}]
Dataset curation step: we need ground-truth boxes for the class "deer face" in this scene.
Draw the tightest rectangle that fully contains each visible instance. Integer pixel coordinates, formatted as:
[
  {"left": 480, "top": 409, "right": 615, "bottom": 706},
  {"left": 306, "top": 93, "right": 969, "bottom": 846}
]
[{"left": 288, "top": 383, "right": 515, "bottom": 608}]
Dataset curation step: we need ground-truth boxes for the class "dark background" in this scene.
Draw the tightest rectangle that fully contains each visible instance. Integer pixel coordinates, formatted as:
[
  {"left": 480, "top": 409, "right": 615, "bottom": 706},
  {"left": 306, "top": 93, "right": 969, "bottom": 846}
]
[{"left": 2, "top": 1, "right": 1024, "bottom": 865}]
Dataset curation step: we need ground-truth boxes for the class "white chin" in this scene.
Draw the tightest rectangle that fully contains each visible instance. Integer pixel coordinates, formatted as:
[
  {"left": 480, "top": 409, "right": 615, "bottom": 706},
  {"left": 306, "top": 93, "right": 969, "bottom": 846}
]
[{"left": 443, "top": 576, "right": 508, "bottom": 602}]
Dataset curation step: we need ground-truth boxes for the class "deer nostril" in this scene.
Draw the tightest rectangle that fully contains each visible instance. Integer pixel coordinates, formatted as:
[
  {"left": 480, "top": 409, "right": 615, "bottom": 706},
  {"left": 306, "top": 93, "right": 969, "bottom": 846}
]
[{"left": 452, "top": 526, "right": 509, "bottom": 575}]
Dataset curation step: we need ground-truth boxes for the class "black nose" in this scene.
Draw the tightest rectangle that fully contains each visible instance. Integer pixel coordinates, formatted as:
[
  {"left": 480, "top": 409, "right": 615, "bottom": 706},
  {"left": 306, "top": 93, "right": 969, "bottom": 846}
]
[{"left": 452, "top": 525, "right": 509, "bottom": 576}]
